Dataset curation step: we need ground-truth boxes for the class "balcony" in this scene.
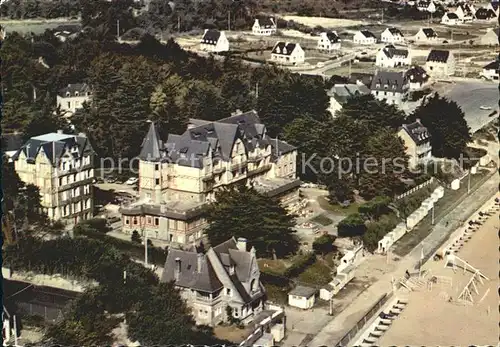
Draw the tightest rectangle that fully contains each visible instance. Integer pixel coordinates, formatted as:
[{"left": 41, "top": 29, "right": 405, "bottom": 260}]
[
  {"left": 230, "top": 161, "right": 247, "bottom": 171},
  {"left": 213, "top": 167, "right": 226, "bottom": 175},
  {"left": 58, "top": 177, "right": 94, "bottom": 192},
  {"left": 247, "top": 164, "right": 272, "bottom": 177},
  {"left": 58, "top": 163, "right": 93, "bottom": 177},
  {"left": 195, "top": 294, "right": 223, "bottom": 304},
  {"left": 247, "top": 153, "right": 264, "bottom": 163}
]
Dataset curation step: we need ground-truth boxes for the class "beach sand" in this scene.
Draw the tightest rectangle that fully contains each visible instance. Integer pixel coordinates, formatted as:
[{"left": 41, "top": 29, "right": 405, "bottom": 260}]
[{"left": 378, "top": 203, "right": 499, "bottom": 346}]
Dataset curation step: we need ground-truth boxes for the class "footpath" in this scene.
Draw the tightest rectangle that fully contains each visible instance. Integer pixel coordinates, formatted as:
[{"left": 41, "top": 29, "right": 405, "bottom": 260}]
[{"left": 305, "top": 171, "right": 498, "bottom": 346}]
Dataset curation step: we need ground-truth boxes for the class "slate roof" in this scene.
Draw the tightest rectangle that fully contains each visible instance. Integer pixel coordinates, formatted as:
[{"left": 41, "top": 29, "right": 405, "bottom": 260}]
[
  {"left": 360, "top": 30, "right": 376, "bottom": 38},
  {"left": 12, "top": 132, "right": 93, "bottom": 166},
  {"left": 201, "top": 29, "right": 221, "bottom": 45},
  {"left": 1, "top": 133, "right": 23, "bottom": 152},
  {"left": 475, "top": 8, "right": 496, "bottom": 19},
  {"left": 161, "top": 248, "right": 223, "bottom": 293},
  {"left": 139, "top": 110, "right": 296, "bottom": 168},
  {"left": 370, "top": 71, "right": 408, "bottom": 93},
  {"left": 483, "top": 60, "right": 499, "bottom": 70},
  {"left": 327, "top": 84, "right": 371, "bottom": 103},
  {"left": 57, "top": 83, "right": 91, "bottom": 97},
  {"left": 326, "top": 31, "right": 339, "bottom": 43},
  {"left": 491, "top": 1, "right": 499, "bottom": 11},
  {"left": 289, "top": 285, "right": 317, "bottom": 298},
  {"left": 400, "top": 120, "right": 431, "bottom": 145},
  {"left": 426, "top": 49, "right": 450, "bottom": 63},
  {"left": 387, "top": 27, "right": 404, "bottom": 37},
  {"left": 272, "top": 42, "right": 298, "bottom": 55},
  {"left": 405, "top": 65, "right": 429, "bottom": 83},
  {"left": 420, "top": 28, "right": 438, "bottom": 38},
  {"left": 255, "top": 17, "right": 276, "bottom": 28},
  {"left": 444, "top": 12, "right": 459, "bottom": 19},
  {"left": 381, "top": 45, "right": 409, "bottom": 58}
]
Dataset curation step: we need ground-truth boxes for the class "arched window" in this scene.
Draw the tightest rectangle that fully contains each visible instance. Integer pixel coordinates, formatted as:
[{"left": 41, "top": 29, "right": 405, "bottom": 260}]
[{"left": 250, "top": 279, "right": 257, "bottom": 292}]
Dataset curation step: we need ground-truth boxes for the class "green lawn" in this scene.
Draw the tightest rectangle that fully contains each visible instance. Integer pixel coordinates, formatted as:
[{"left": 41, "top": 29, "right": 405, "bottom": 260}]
[
  {"left": 317, "top": 196, "right": 360, "bottom": 215},
  {"left": 298, "top": 260, "right": 334, "bottom": 286},
  {"left": 311, "top": 213, "right": 333, "bottom": 226}
]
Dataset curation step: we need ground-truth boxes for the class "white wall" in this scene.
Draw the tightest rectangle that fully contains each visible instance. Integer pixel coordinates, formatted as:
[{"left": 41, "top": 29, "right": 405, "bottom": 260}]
[{"left": 288, "top": 294, "right": 315, "bottom": 309}]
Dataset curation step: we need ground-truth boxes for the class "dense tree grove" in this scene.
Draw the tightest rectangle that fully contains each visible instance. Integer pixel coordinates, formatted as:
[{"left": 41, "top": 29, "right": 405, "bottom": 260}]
[{"left": 205, "top": 185, "right": 299, "bottom": 258}]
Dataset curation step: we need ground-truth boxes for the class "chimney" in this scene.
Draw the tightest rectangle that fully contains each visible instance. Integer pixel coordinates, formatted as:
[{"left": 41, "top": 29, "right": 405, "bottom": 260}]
[
  {"left": 236, "top": 237, "right": 247, "bottom": 252},
  {"left": 187, "top": 123, "right": 195, "bottom": 129},
  {"left": 174, "top": 257, "right": 181, "bottom": 281},
  {"left": 78, "top": 132, "right": 86, "bottom": 137},
  {"left": 197, "top": 253, "right": 203, "bottom": 273},
  {"left": 416, "top": 118, "right": 421, "bottom": 123},
  {"left": 57, "top": 129, "right": 63, "bottom": 134}
]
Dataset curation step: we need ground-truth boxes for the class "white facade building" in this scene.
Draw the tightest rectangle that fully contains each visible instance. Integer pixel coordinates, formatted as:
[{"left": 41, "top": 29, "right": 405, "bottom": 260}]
[
  {"left": 56, "top": 83, "right": 92, "bottom": 116},
  {"left": 380, "top": 27, "right": 405, "bottom": 44},
  {"left": 370, "top": 71, "right": 409, "bottom": 105},
  {"left": 200, "top": 29, "right": 229, "bottom": 53},
  {"left": 441, "top": 12, "right": 461, "bottom": 25},
  {"left": 252, "top": 18, "right": 277, "bottom": 36},
  {"left": 375, "top": 45, "right": 411, "bottom": 68},
  {"left": 317, "top": 31, "right": 341, "bottom": 51},
  {"left": 481, "top": 60, "right": 499, "bottom": 80},
  {"left": 270, "top": 42, "right": 305, "bottom": 65},
  {"left": 353, "top": 30, "right": 377, "bottom": 45},
  {"left": 288, "top": 286, "right": 317, "bottom": 310},
  {"left": 414, "top": 27, "right": 439, "bottom": 42}
]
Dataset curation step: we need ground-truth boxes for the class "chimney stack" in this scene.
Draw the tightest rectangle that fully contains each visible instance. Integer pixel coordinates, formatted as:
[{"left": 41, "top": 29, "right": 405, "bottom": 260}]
[
  {"left": 416, "top": 118, "right": 421, "bottom": 123},
  {"left": 236, "top": 237, "right": 247, "bottom": 252},
  {"left": 78, "top": 132, "right": 86, "bottom": 138},
  {"left": 197, "top": 253, "right": 203, "bottom": 273},
  {"left": 57, "top": 129, "right": 63, "bottom": 134},
  {"left": 174, "top": 257, "right": 181, "bottom": 281}
]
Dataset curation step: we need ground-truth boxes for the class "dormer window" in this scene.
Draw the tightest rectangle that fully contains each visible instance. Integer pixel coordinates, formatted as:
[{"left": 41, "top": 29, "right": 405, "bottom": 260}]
[
  {"left": 75, "top": 91, "right": 79, "bottom": 96},
  {"left": 66, "top": 92, "right": 70, "bottom": 97},
  {"left": 229, "top": 265, "right": 235, "bottom": 275}
]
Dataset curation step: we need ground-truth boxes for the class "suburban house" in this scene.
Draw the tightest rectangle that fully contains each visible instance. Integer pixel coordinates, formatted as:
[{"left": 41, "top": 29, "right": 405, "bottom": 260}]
[
  {"left": 454, "top": 3, "right": 475, "bottom": 22},
  {"left": 369, "top": 71, "right": 409, "bottom": 105},
  {"left": 288, "top": 286, "right": 317, "bottom": 310},
  {"left": 487, "top": 1, "right": 499, "bottom": 16},
  {"left": 161, "top": 237, "right": 266, "bottom": 326},
  {"left": 1, "top": 132, "right": 23, "bottom": 162},
  {"left": 353, "top": 30, "right": 377, "bottom": 45},
  {"left": 398, "top": 119, "right": 432, "bottom": 168},
  {"left": 56, "top": 83, "right": 92, "bottom": 116},
  {"left": 380, "top": 27, "right": 405, "bottom": 44},
  {"left": 252, "top": 17, "right": 277, "bottom": 36},
  {"left": 481, "top": 60, "right": 499, "bottom": 80},
  {"left": 479, "top": 27, "right": 499, "bottom": 45},
  {"left": 53, "top": 24, "right": 81, "bottom": 42},
  {"left": 200, "top": 29, "right": 229, "bottom": 53},
  {"left": 327, "top": 84, "right": 371, "bottom": 117},
  {"left": 375, "top": 45, "right": 411, "bottom": 68},
  {"left": 425, "top": 49, "right": 455, "bottom": 77},
  {"left": 119, "top": 110, "right": 300, "bottom": 246},
  {"left": 414, "top": 28, "right": 439, "bottom": 42},
  {"left": 416, "top": 0, "right": 436, "bottom": 12},
  {"left": 270, "top": 42, "right": 305, "bottom": 65},
  {"left": 405, "top": 65, "right": 430, "bottom": 90},
  {"left": 441, "top": 12, "right": 461, "bottom": 25},
  {"left": 317, "top": 31, "right": 341, "bottom": 52},
  {"left": 12, "top": 131, "right": 95, "bottom": 224},
  {"left": 475, "top": 8, "right": 497, "bottom": 20}
]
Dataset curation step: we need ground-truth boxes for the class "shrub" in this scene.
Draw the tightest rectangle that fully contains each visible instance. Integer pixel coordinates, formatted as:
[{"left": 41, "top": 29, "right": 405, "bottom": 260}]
[
  {"left": 131, "top": 230, "right": 142, "bottom": 243},
  {"left": 75, "top": 218, "right": 111, "bottom": 234},
  {"left": 362, "top": 213, "right": 400, "bottom": 252},
  {"left": 284, "top": 252, "right": 316, "bottom": 278},
  {"left": 358, "top": 196, "right": 391, "bottom": 220},
  {"left": 312, "top": 234, "right": 337, "bottom": 255},
  {"left": 337, "top": 213, "right": 366, "bottom": 237}
]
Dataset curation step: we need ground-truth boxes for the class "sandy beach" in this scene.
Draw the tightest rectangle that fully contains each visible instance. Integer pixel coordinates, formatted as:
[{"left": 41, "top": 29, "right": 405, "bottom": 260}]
[{"left": 378, "top": 198, "right": 499, "bottom": 346}]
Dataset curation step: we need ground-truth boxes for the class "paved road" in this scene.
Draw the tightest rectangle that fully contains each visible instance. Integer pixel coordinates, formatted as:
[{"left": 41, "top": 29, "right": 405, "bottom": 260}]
[
  {"left": 442, "top": 81, "right": 499, "bottom": 133},
  {"left": 302, "top": 170, "right": 498, "bottom": 347}
]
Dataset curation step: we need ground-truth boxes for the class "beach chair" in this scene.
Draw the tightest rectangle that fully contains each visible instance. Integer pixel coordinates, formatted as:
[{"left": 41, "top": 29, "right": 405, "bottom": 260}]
[
  {"left": 370, "top": 330, "right": 383, "bottom": 338},
  {"left": 375, "top": 324, "right": 390, "bottom": 331},
  {"left": 397, "top": 299, "right": 408, "bottom": 305},
  {"left": 380, "top": 318, "right": 392, "bottom": 325}
]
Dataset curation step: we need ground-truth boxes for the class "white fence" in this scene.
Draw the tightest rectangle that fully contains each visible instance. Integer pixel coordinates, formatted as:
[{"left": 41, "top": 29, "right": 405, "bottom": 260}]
[{"left": 395, "top": 177, "right": 435, "bottom": 201}]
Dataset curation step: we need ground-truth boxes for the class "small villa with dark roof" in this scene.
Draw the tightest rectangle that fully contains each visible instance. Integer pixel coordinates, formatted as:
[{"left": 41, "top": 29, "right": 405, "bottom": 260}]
[
  {"left": 475, "top": 7, "right": 497, "bottom": 20},
  {"left": 375, "top": 45, "right": 411, "bottom": 68},
  {"left": 441, "top": 12, "right": 460, "bottom": 25},
  {"left": 252, "top": 17, "right": 277, "bottom": 36},
  {"left": 481, "top": 60, "right": 499, "bottom": 80},
  {"left": 405, "top": 65, "right": 430, "bottom": 90},
  {"left": 200, "top": 29, "right": 229, "bottom": 53},
  {"left": 381, "top": 27, "right": 405, "bottom": 44},
  {"left": 425, "top": 49, "right": 455, "bottom": 77},
  {"left": 398, "top": 119, "right": 432, "bottom": 168},
  {"left": 353, "top": 30, "right": 377, "bottom": 45},
  {"left": 370, "top": 71, "right": 409, "bottom": 105},
  {"left": 56, "top": 83, "right": 92, "bottom": 116},
  {"left": 414, "top": 27, "right": 439, "bottom": 42},
  {"left": 270, "top": 41, "right": 304, "bottom": 65},
  {"left": 119, "top": 110, "right": 300, "bottom": 245},
  {"left": 317, "top": 31, "right": 341, "bottom": 51}
]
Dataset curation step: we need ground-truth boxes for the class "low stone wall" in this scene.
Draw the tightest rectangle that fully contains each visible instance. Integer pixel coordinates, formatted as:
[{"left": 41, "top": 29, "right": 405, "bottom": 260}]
[
  {"left": 2, "top": 267, "right": 98, "bottom": 293},
  {"left": 394, "top": 177, "right": 435, "bottom": 201}
]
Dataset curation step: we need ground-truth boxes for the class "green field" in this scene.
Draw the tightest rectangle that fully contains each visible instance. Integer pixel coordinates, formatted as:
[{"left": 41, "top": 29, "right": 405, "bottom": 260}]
[{"left": 1, "top": 19, "right": 80, "bottom": 35}]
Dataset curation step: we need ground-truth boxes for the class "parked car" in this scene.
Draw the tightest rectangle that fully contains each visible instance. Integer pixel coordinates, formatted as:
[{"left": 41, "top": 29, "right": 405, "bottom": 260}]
[
  {"left": 479, "top": 105, "right": 492, "bottom": 110},
  {"left": 105, "top": 176, "right": 117, "bottom": 183},
  {"left": 126, "top": 177, "right": 139, "bottom": 185},
  {"left": 107, "top": 216, "right": 121, "bottom": 224}
]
